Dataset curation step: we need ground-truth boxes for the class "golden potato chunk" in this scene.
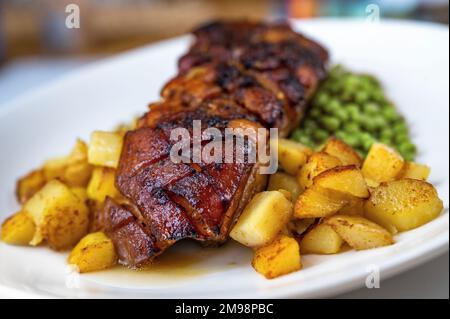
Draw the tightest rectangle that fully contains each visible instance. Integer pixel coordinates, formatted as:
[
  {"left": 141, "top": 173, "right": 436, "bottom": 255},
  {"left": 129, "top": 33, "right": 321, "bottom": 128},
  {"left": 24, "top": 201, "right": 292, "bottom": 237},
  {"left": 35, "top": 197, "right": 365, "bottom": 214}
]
[
  {"left": 267, "top": 172, "right": 303, "bottom": 202},
  {"left": 230, "top": 191, "right": 293, "bottom": 248},
  {"left": 24, "top": 180, "right": 89, "bottom": 250},
  {"left": 294, "top": 185, "right": 349, "bottom": 218},
  {"left": 398, "top": 162, "right": 431, "bottom": 180},
  {"left": 88, "top": 131, "right": 123, "bottom": 168},
  {"left": 313, "top": 165, "right": 369, "bottom": 199},
  {"left": 1, "top": 212, "right": 36, "bottom": 245},
  {"left": 364, "top": 179, "right": 443, "bottom": 232},
  {"left": 300, "top": 223, "right": 343, "bottom": 254},
  {"left": 252, "top": 235, "right": 301, "bottom": 279},
  {"left": 325, "top": 215, "right": 394, "bottom": 250},
  {"left": 87, "top": 167, "right": 119, "bottom": 202},
  {"left": 362, "top": 143, "right": 404, "bottom": 185},
  {"left": 43, "top": 140, "right": 93, "bottom": 188},
  {"left": 16, "top": 169, "right": 47, "bottom": 204},
  {"left": 68, "top": 232, "right": 117, "bottom": 273},
  {"left": 297, "top": 152, "right": 342, "bottom": 189},
  {"left": 276, "top": 138, "right": 313, "bottom": 175},
  {"left": 322, "top": 138, "right": 362, "bottom": 167}
]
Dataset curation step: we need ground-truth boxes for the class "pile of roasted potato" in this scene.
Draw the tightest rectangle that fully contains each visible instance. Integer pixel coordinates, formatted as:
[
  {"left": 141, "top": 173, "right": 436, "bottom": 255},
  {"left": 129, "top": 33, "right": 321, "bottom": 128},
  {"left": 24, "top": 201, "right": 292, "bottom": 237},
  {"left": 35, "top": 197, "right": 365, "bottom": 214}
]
[
  {"left": 1, "top": 129, "right": 444, "bottom": 278},
  {"left": 230, "top": 138, "right": 443, "bottom": 279},
  {"left": 1, "top": 130, "right": 124, "bottom": 273}
]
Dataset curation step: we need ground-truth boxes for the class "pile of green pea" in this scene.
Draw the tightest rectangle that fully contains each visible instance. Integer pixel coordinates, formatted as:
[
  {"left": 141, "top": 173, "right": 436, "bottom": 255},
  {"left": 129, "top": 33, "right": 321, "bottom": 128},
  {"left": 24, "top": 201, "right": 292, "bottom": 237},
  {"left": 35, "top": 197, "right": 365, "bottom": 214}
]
[{"left": 291, "top": 65, "right": 417, "bottom": 160}]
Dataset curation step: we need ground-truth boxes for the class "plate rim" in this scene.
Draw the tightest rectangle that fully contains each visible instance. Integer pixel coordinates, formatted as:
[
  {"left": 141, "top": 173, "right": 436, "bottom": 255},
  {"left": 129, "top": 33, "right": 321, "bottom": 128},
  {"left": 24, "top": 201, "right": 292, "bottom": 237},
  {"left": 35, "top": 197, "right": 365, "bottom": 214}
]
[{"left": 0, "top": 18, "right": 448, "bottom": 299}]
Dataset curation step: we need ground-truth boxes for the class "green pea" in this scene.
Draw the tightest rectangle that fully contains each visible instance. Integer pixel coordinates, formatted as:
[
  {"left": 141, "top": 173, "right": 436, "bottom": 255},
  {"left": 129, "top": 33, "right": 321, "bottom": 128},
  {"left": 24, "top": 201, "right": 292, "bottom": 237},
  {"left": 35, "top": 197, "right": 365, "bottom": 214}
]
[
  {"left": 334, "top": 108, "right": 349, "bottom": 122},
  {"left": 314, "top": 92, "right": 329, "bottom": 107},
  {"left": 402, "top": 152, "right": 415, "bottom": 162},
  {"left": 360, "top": 115, "right": 378, "bottom": 132},
  {"left": 394, "top": 132, "right": 409, "bottom": 144},
  {"left": 299, "top": 136, "right": 313, "bottom": 146},
  {"left": 393, "top": 122, "right": 408, "bottom": 135},
  {"left": 381, "top": 106, "right": 400, "bottom": 122},
  {"left": 355, "top": 91, "right": 370, "bottom": 104},
  {"left": 398, "top": 142, "right": 417, "bottom": 154},
  {"left": 363, "top": 102, "right": 379, "bottom": 116},
  {"left": 344, "top": 122, "right": 360, "bottom": 134},
  {"left": 379, "top": 129, "right": 394, "bottom": 141},
  {"left": 360, "top": 133, "right": 375, "bottom": 151},
  {"left": 342, "top": 134, "right": 359, "bottom": 148},
  {"left": 372, "top": 116, "right": 387, "bottom": 130},
  {"left": 313, "top": 129, "right": 329, "bottom": 142},
  {"left": 303, "top": 119, "right": 318, "bottom": 131},
  {"left": 335, "top": 131, "right": 347, "bottom": 141},
  {"left": 321, "top": 116, "right": 341, "bottom": 132},
  {"left": 291, "top": 129, "right": 304, "bottom": 141},
  {"left": 324, "top": 99, "right": 341, "bottom": 114},
  {"left": 379, "top": 137, "right": 392, "bottom": 146},
  {"left": 371, "top": 90, "right": 385, "bottom": 103},
  {"left": 309, "top": 108, "right": 322, "bottom": 119},
  {"left": 347, "top": 104, "right": 361, "bottom": 122}
]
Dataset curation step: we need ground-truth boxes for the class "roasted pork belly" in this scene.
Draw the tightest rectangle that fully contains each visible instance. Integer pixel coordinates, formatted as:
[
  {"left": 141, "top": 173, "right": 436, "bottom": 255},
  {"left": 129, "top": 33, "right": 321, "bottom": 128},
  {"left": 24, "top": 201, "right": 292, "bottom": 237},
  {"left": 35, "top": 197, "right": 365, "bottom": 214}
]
[{"left": 101, "top": 21, "right": 328, "bottom": 268}]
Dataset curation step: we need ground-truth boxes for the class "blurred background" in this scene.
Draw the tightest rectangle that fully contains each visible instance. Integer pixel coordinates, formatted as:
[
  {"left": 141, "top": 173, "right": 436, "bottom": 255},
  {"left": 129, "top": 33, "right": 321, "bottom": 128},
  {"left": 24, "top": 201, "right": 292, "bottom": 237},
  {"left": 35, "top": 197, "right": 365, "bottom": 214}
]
[{"left": 0, "top": 0, "right": 448, "bottom": 103}]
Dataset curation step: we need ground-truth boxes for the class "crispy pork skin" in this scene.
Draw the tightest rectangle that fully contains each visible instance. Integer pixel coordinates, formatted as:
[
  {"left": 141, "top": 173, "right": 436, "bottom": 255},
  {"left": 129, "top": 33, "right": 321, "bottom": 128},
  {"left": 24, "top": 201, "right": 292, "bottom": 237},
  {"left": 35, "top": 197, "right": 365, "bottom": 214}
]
[{"left": 102, "top": 21, "right": 328, "bottom": 267}]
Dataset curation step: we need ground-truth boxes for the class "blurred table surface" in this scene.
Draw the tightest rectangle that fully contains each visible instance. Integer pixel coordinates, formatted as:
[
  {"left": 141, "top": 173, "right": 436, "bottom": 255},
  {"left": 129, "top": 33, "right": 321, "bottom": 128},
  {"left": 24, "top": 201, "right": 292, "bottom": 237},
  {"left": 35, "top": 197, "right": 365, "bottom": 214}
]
[{"left": 0, "top": 59, "right": 448, "bottom": 299}]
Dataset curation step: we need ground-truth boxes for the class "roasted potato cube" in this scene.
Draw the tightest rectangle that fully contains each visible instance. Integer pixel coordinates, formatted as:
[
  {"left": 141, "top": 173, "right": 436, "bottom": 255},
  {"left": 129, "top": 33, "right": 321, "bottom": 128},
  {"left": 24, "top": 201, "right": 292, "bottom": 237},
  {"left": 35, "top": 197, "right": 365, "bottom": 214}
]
[
  {"left": 300, "top": 223, "right": 343, "bottom": 254},
  {"left": 362, "top": 143, "right": 404, "bottom": 185},
  {"left": 43, "top": 156, "right": 67, "bottom": 181},
  {"left": 325, "top": 215, "right": 394, "bottom": 250},
  {"left": 397, "top": 162, "right": 431, "bottom": 180},
  {"left": 87, "top": 167, "right": 119, "bottom": 202},
  {"left": 230, "top": 191, "right": 293, "bottom": 248},
  {"left": 1, "top": 212, "right": 36, "bottom": 245},
  {"left": 313, "top": 165, "right": 369, "bottom": 198},
  {"left": 62, "top": 139, "right": 93, "bottom": 187},
  {"left": 41, "top": 139, "right": 92, "bottom": 188},
  {"left": 322, "top": 138, "right": 362, "bottom": 167},
  {"left": 294, "top": 185, "right": 349, "bottom": 218},
  {"left": 24, "top": 180, "right": 89, "bottom": 250},
  {"left": 88, "top": 131, "right": 123, "bottom": 168},
  {"left": 252, "top": 235, "right": 301, "bottom": 279},
  {"left": 68, "top": 232, "right": 117, "bottom": 273},
  {"left": 267, "top": 172, "right": 303, "bottom": 202},
  {"left": 277, "top": 138, "right": 313, "bottom": 175},
  {"left": 364, "top": 179, "right": 443, "bottom": 232},
  {"left": 297, "top": 152, "right": 342, "bottom": 189},
  {"left": 16, "top": 169, "right": 47, "bottom": 204}
]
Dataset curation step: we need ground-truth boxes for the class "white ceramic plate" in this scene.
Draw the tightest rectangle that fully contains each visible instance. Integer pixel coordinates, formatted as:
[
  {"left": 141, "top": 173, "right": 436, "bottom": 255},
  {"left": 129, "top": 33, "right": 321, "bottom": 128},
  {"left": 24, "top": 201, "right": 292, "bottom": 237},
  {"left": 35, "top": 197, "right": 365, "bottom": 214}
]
[{"left": 0, "top": 19, "right": 448, "bottom": 299}]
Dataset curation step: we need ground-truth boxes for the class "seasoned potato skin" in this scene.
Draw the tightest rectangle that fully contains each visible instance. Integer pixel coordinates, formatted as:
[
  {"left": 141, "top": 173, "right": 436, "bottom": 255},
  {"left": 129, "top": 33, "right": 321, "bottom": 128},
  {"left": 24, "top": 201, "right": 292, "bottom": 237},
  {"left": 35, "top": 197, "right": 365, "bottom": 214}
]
[
  {"left": 322, "top": 138, "right": 362, "bottom": 167},
  {"left": 230, "top": 191, "right": 293, "bottom": 248},
  {"left": 1, "top": 212, "right": 36, "bottom": 245},
  {"left": 276, "top": 139, "right": 313, "bottom": 175},
  {"left": 362, "top": 143, "right": 404, "bottom": 185},
  {"left": 16, "top": 169, "right": 47, "bottom": 204},
  {"left": 252, "top": 235, "right": 301, "bottom": 279},
  {"left": 397, "top": 162, "right": 430, "bottom": 180},
  {"left": 294, "top": 185, "right": 349, "bottom": 218},
  {"left": 88, "top": 131, "right": 124, "bottom": 168},
  {"left": 325, "top": 215, "right": 394, "bottom": 250},
  {"left": 364, "top": 179, "right": 443, "bottom": 232},
  {"left": 297, "top": 152, "right": 342, "bottom": 189},
  {"left": 87, "top": 167, "right": 119, "bottom": 202},
  {"left": 24, "top": 180, "right": 89, "bottom": 250},
  {"left": 300, "top": 223, "right": 343, "bottom": 254},
  {"left": 313, "top": 165, "right": 369, "bottom": 199},
  {"left": 68, "top": 232, "right": 117, "bottom": 273}
]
